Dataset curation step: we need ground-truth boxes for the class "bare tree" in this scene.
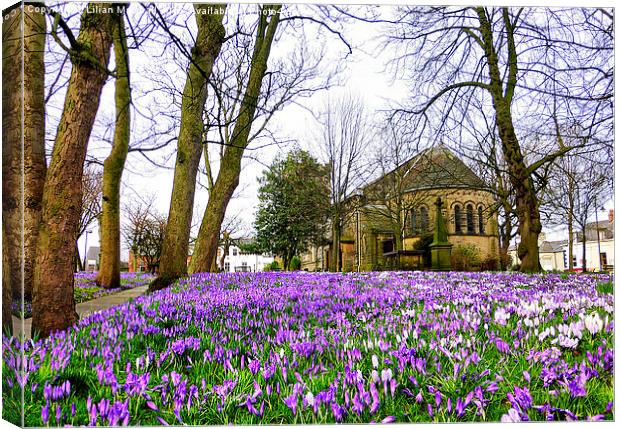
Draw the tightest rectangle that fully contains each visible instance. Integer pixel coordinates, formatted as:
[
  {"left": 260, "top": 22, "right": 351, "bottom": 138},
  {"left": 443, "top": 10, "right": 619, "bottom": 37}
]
[
  {"left": 152, "top": 3, "right": 228, "bottom": 290},
  {"left": 542, "top": 130, "right": 612, "bottom": 272},
  {"left": 75, "top": 166, "right": 103, "bottom": 271},
  {"left": 216, "top": 214, "right": 246, "bottom": 271},
  {"left": 188, "top": 4, "right": 283, "bottom": 274},
  {"left": 97, "top": 11, "right": 132, "bottom": 289},
  {"left": 381, "top": 6, "right": 613, "bottom": 272},
  {"left": 317, "top": 92, "right": 369, "bottom": 271},
  {"left": 123, "top": 200, "right": 167, "bottom": 274},
  {"left": 362, "top": 121, "right": 427, "bottom": 254}
]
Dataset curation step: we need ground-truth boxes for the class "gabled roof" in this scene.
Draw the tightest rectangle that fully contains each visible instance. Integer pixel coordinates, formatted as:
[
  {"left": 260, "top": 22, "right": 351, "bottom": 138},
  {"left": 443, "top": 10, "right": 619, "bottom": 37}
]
[
  {"left": 539, "top": 240, "right": 567, "bottom": 253},
  {"left": 86, "top": 246, "right": 100, "bottom": 261},
  {"left": 365, "top": 145, "right": 489, "bottom": 194}
]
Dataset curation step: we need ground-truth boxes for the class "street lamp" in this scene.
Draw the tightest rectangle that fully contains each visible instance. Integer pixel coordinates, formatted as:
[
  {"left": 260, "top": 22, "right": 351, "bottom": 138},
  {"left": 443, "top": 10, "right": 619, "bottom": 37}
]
[
  {"left": 83, "top": 229, "right": 92, "bottom": 271},
  {"left": 594, "top": 197, "right": 602, "bottom": 272}
]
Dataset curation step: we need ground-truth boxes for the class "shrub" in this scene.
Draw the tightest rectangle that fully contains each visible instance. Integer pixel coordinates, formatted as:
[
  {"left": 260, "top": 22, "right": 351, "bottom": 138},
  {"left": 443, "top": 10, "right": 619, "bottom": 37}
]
[
  {"left": 451, "top": 244, "right": 481, "bottom": 271},
  {"left": 263, "top": 261, "right": 280, "bottom": 271},
  {"left": 480, "top": 256, "right": 500, "bottom": 271},
  {"left": 289, "top": 256, "right": 302, "bottom": 271}
]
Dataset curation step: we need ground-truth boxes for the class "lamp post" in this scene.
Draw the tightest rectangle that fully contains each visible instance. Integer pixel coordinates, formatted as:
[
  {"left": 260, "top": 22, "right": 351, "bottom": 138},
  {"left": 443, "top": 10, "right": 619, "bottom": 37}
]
[
  {"left": 594, "top": 197, "right": 602, "bottom": 272},
  {"left": 83, "top": 229, "right": 92, "bottom": 271}
]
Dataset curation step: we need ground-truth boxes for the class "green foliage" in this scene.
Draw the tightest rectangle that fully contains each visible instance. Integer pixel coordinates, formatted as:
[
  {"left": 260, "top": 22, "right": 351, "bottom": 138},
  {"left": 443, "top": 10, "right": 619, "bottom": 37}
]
[
  {"left": 254, "top": 149, "right": 330, "bottom": 267},
  {"left": 451, "top": 244, "right": 482, "bottom": 271},
  {"left": 263, "top": 261, "right": 280, "bottom": 272},
  {"left": 237, "top": 240, "right": 262, "bottom": 255},
  {"left": 289, "top": 256, "right": 302, "bottom": 271},
  {"left": 597, "top": 281, "right": 613, "bottom": 295}
]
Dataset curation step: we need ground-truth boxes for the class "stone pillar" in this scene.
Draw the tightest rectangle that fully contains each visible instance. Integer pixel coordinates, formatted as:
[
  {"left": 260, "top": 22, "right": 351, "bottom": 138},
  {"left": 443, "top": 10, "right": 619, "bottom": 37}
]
[{"left": 430, "top": 197, "right": 453, "bottom": 271}]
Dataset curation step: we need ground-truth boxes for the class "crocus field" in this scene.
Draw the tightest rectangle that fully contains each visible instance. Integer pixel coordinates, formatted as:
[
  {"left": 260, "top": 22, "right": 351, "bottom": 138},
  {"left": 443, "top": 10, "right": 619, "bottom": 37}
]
[{"left": 2, "top": 271, "right": 614, "bottom": 425}]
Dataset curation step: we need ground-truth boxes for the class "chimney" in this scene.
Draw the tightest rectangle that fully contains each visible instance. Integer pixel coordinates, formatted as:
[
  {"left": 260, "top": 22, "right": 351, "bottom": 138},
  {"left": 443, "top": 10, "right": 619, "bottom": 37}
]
[{"left": 609, "top": 209, "right": 614, "bottom": 223}]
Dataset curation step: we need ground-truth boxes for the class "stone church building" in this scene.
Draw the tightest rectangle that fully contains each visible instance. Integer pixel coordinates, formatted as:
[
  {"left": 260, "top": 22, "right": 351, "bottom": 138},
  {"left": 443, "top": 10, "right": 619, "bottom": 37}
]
[{"left": 300, "top": 146, "right": 500, "bottom": 271}]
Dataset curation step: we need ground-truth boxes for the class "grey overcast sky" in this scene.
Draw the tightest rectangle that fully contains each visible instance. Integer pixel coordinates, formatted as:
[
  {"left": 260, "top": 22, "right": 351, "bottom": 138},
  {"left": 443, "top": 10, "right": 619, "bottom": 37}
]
[{"left": 43, "top": 0, "right": 613, "bottom": 260}]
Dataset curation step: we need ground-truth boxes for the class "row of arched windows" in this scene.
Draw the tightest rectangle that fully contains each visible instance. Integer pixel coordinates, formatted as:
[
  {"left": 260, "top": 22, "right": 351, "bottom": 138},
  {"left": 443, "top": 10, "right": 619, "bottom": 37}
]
[
  {"left": 454, "top": 204, "right": 485, "bottom": 235},
  {"left": 409, "top": 204, "right": 486, "bottom": 235}
]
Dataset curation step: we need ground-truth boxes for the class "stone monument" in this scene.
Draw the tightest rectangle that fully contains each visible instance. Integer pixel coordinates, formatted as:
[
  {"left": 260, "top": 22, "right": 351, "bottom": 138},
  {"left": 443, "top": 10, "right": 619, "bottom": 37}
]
[{"left": 430, "top": 196, "right": 452, "bottom": 270}]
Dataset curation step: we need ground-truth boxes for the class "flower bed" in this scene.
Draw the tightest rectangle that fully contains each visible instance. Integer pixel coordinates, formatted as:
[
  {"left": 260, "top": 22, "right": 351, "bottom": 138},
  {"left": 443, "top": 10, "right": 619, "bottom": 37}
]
[
  {"left": 11, "top": 272, "right": 154, "bottom": 319},
  {"left": 2, "top": 271, "right": 614, "bottom": 425}
]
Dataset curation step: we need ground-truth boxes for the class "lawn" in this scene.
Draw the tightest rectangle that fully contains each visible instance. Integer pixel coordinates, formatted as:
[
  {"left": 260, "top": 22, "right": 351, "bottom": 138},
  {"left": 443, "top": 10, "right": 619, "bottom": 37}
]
[
  {"left": 11, "top": 272, "right": 154, "bottom": 319},
  {"left": 2, "top": 271, "right": 614, "bottom": 425}
]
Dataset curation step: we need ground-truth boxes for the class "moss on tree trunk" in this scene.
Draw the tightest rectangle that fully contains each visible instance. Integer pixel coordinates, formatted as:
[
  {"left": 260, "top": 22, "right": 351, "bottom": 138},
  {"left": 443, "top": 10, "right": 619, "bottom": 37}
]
[
  {"left": 97, "top": 13, "right": 131, "bottom": 289},
  {"left": 154, "top": 4, "right": 227, "bottom": 290},
  {"left": 31, "top": 4, "right": 115, "bottom": 338},
  {"left": 189, "top": 6, "right": 281, "bottom": 274}
]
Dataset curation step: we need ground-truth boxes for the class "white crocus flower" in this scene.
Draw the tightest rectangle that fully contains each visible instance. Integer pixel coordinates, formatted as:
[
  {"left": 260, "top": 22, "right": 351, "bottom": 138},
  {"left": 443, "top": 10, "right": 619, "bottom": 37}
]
[
  {"left": 585, "top": 313, "right": 603, "bottom": 335},
  {"left": 371, "top": 355, "right": 379, "bottom": 369}
]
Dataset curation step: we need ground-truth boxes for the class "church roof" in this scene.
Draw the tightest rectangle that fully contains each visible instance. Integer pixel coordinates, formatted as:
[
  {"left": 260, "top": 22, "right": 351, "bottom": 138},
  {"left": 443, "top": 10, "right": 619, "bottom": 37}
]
[{"left": 365, "top": 145, "right": 489, "bottom": 194}]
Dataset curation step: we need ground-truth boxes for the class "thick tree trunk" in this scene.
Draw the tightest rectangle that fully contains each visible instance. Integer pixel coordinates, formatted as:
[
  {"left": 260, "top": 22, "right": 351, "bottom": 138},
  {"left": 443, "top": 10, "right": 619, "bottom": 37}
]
[
  {"left": 31, "top": 4, "right": 115, "bottom": 338},
  {"left": 3, "top": 222, "right": 13, "bottom": 335},
  {"left": 189, "top": 7, "right": 281, "bottom": 274},
  {"left": 97, "top": 13, "right": 131, "bottom": 289},
  {"left": 2, "top": 5, "right": 24, "bottom": 304},
  {"left": 154, "top": 5, "right": 227, "bottom": 289},
  {"left": 2, "top": 5, "right": 47, "bottom": 302},
  {"left": 24, "top": 5, "right": 47, "bottom": 300}
]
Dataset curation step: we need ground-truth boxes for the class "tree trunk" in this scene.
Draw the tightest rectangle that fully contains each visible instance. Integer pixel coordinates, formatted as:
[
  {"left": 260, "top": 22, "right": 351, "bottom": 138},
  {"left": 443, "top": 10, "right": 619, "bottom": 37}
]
[
  {"left": 154, "top": 4, "right": 227, "bottom": 289},
  {"left": 97, "top": 13, "right": 131, "bottom": 289},
  {"left": 3, "top": 5, "right": 47, "bottom": 302},
  {"left": 477, "top": 7, "right": 541, "bottom": 272},
  {"left": 567, "top": 175, "right": 575, "bottom": 271},
  {"left": 3, "top": 222, "right": 13, "bottom": 335},
  {"left": 331, "top": 217, "right": 341, "bottom": 272},
  {"left": 219, "top": 232, "right": 230, "bottom": 270},
  {"left": 24, "top": 5, "right": 47, "bottom": 300},
  {"left": 567, "top": 217, "right": 574, "bottom": 272},
  {"left": 31, "top": 4, "right": 116, "bottom": 338},
  {"left": 75, "top": 243, "right": 84, "bottom": 272},
  {"left": 189, "top": 6, "right": 281, "bottom": 274},
  {"left": 2, "top": 5, "right": 24, "bottom": 304},
  {"left": 582, "top": 227, "right": 587, "bottom": 272}
]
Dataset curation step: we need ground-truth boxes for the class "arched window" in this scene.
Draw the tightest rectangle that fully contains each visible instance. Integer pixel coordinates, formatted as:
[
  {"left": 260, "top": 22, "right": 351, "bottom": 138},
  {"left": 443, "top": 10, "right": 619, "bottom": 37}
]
[
  {"left": 420, "top": 206, "right": 429, "bottom": 233},
  {"left": 478, "top": 206, "right": 485, "bottom": 234},
  {"left": 466, "top": 204, "right": 475, "bottom": 234},
  {"left": 454, "top": 205, "right": 462, "bottom": 234},
  {"left": 411, "top": 209, "right": 418, "bottom": 234}
]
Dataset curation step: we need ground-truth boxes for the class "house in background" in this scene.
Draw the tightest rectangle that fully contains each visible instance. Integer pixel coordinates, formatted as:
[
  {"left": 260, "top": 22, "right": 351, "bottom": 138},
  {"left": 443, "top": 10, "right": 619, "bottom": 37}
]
[
  {"left": 218, "top": 243, "right": 275, "bottom": 273},
  {"left": 84, "top": 246, "right": 100, "bottom": 272},
  {"left": 301, "top": 146, "right": 500, "bottom": 271},
  {"left": 511, "top": 209, "right": 614, "bottom": 272}
]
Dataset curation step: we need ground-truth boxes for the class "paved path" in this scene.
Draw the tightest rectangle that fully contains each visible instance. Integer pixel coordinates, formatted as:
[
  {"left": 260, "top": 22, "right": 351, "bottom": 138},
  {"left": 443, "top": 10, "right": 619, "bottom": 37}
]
[{"left": 12, "top": 285, "right": 149, "bottom": 340}]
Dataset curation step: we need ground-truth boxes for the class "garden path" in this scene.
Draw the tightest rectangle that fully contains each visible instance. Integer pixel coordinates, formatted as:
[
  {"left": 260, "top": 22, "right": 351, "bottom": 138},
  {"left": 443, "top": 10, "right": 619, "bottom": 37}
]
[{"left": 11, "top": 285, "right": 149, "bottom": 340}]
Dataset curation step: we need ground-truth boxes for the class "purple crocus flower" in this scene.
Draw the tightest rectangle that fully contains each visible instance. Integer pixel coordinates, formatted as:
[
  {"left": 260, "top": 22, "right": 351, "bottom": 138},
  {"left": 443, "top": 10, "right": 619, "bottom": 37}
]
[
  {"left": 283, "top": 394, "right": 297, "bottom": 415},
  {"left": 41, "top": 404, "right": 49, "bottom": 425}
]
